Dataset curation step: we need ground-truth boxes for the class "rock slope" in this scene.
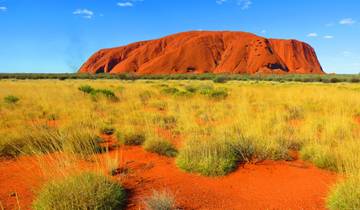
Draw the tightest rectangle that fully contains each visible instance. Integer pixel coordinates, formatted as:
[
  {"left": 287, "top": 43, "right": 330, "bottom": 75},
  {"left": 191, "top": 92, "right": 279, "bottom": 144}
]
[{"left": 79, "top": 31, "right": 324, "bottom": 74}]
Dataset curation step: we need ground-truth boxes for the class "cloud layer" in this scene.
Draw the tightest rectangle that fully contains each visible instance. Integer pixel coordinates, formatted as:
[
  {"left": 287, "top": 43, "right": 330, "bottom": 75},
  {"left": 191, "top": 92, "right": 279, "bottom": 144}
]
[
  {"left": 0, "top": 6, "right": 7, "bottom": 12},
  {"left": 73, "top": 9, "right": 94, "bottom": 19}
]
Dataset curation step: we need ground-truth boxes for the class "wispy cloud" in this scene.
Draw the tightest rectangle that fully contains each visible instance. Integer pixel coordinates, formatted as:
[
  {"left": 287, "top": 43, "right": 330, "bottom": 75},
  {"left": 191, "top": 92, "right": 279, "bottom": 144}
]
[
  {"left": 339, "top": 18, "right": 356, "bottom": 25},
  {"left": 0, "top": 6, "right": 7, "bottom": 12},
  {"left": 117, "top": 2, "right": 134, "bottom": 7},
  {"left": 216, "top": 0, "right": 252, "bottom": 10},
  {"left": 307, "top": 33, "right": 318, "bottom": 37},
  {"left": 323, "top": 35, "right": 334, "bottom": 39},
  {"left": 342, "top": 51, "right": 351, "bottom": 57},
  {"left": 73, "top": 9, "right": 94, "bottom": 19},
  {"left": 216, "top": 0, "right": 227, "bottom": 5},
  {"left": 117, "top": 0, "right": 143, "bottom": 7},
  {"left": 237, "top": 0, "right": 252, "bottom": 10}
]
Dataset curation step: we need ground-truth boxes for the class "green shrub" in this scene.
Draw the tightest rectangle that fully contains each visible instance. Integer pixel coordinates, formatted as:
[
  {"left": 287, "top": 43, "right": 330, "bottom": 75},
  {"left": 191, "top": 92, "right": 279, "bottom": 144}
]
[
  {"left": 62, "top": 129, "right": 103, "bottom": 156},
  {"left": 300, "top": 144, "right": 338, "bottom": 171},
  {"left": 144, "top": 138, "right": 177, "bottom": 157},
  {"left": 32, "top": 172, "right": 126, "bottom": 210},
  {"left": 198, "top": 86, "right": 228, "bottom": 100},
  {"left": 0, "top": 135, "right": 26, "bottom": 158},
  {"left": 139, "top": 91, "right": 152, "bottom": 104},
  {"left": 208, "top": 89, "right": 228, "bottom": 99},
  {"left": 144, "top": 190, "right": 176, "bottom": 210},
  {"left": 100, "top": 125, "right": 115, "bottom": 135},
  {"left": 176, "top": 138, "right": 237, "bottom": 176},
  {"left": 185, "top": 85, "right": 197, "bottom": 93},
  {"left": 4, "top": 95, "right": 19, "bottom": 104},
  {"left": 161, "top": 87, "right": 179, "bottom": 95},
  {"left": 327, "top": 175, "right": 360, "bottom": 210},
  {"left": 96, "top": 89, "right": 118, "bottom": 101},
  {"left": 78, "top": 85, "right": 94, "bottom": 94},
  {"left": 213, "top": 76, "right": 228, "bottom": 83},
  {"left": 117, "top": 131, "right": 146, "bottom": 145}
]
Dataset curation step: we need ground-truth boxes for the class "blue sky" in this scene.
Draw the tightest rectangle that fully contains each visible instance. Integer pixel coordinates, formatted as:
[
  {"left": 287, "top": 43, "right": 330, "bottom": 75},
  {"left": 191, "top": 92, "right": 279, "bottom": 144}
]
[{"left": 0, "top": 0, "right": 359, "bottom": 74}]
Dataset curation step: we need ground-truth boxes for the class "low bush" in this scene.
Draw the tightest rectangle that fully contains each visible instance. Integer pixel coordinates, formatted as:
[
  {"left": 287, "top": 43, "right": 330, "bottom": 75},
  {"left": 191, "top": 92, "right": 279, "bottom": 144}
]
[
  {"left": 32, "top": 172, "right": 127, "bottom": 210},
  {"left": 207, "top": 89, "right": 228, "bottom": 99},
  {"left": 213, "top": 76, "right": 228, "bottom": 83},
  {"left": 79, "top": 85, "right": 118, "bottom": 101},
  {"left": 0, "top": 134, "right": 26, "bottom": 158},
  {"left": 198, "top": 86, "right": 228, "bottom": 100},
  {"left": 95, "top": 89, "right": 118, "bottom": 101},
  {"left": 327, "top": 174, "right": 360, "bottom": 210},
  {"left": 117, "top": 131, "right": 146, "bottom": 146},
  {"left": 139, "top": 91, "right": 152, "bottom": 105},
  {"left": 300, "top": 144, "right": 338, "bottom": 171},
  {"left": 161, "top": 87, "right": 179, "bottom": 95},
  {"left": 144, "top": 138, "right": 177, "bottom": 157},
  {"left": 4, "top": 95, "right": 20, "bottom": 104},
  {"left": 144, "top": 190, "right": 176, "bottom": 210},
  {"left": 185, "top": 85, "right": 197, "bottom": 93},
  {"left": 78, "top": 85, "right": 94, "bottom": 94},
  {"left": 100, "top": 125, "right": 116, "bottom": 135},
  {"left": 176, "top": 138, "right": 237, "bottom": 176},
  {"left": 62, "top": 128, "right": 103, "bottom": 156}
]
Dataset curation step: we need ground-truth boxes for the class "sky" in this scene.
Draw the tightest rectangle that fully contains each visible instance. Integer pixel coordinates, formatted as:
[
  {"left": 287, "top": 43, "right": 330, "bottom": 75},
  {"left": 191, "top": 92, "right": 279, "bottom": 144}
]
[{"left": 0, "top": 0, "right": 359, "bottom": 74}]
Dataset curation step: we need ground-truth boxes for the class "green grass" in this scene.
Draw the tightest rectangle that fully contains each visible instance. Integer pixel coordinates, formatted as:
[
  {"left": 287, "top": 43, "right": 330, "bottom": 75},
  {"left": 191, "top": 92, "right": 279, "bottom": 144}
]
[
  {"left": 116, "top": 131, "right": 146, "bottom": 146},
  {"left": 32, "top": 172, "right": 127, "bottom": 210},
  {"left": 143, "top": 190, "right": 176, "bottom": 210},
  {"left": 143, "top": 137, "right": 177, "bottom": 157},
  {"left": 2, "top": 73, "right": 360, "bottom": 84},
  {"left": 3, "top": 95, "right": 20, "bottom": 104},
  {"left": 327, "top": 174, "right": 360, "bottom": 210},
  {"left": 300, "top": 144, "right": 338, "bottom": 171},
  {"left": 176, "top": 137, "right": 238, "bottom": 176}
]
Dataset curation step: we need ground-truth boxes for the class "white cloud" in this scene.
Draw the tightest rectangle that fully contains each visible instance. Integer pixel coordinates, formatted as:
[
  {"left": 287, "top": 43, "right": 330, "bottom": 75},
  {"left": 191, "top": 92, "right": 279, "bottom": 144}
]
[
  {"left": 342, "top": 51, "right": 351, "bottom": 57},
  {"left": 216, "top": 0, "right": 252, "bottom": 9},
  {"left": 73, "top": 9, "right": 94, "bottom": 19},
  {"left": 261, "top": 29, "right": 266, "bottom": 34},
  {"left": 307, "top": 33, "right": 318, "bottom": 37},
  {"left": 237, "top": 0, "right": 252, "bottom": 10},
  {"left": 216, "top": 0, "right": 227, "bottom": 5},
  {"left": 339, "top": 18, "right": 356, "bottom": 25},
  {"left": 117, "top": 2, "right": 134, "bottom": 7},
  {"left": 0, "top": 6, "right": 7, "bottom": 12},
  {"left": 323, "top": 35, "right": 334, "bottom": 39}
]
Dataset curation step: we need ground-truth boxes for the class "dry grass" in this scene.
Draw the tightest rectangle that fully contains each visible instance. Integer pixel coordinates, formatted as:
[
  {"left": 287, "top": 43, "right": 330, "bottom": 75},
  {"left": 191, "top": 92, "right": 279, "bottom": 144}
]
[{"left": 1, "top": 79, "right": 360, "bottom": 208}]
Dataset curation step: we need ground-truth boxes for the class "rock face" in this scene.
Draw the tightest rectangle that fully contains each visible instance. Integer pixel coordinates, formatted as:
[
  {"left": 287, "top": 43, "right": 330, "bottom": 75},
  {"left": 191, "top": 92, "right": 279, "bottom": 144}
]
[{"left": 79, "top": 31, "right": 324, "bottom": 74}]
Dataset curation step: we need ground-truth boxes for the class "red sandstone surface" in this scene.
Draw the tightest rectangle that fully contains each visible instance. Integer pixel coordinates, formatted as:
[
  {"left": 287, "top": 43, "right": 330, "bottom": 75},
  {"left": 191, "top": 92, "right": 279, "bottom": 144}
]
[
  {"left": 79, "top": 31, "right": 324, "bottom": 75},
  {"left": 0, "top": 146, "right": 337, "bottom": 210}
]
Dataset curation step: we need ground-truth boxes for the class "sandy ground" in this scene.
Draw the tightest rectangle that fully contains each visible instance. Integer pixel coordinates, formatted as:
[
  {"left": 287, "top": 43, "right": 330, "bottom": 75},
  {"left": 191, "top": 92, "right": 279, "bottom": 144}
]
[{"left": 0, "top": 145, "right": 337, "bottom": 210}]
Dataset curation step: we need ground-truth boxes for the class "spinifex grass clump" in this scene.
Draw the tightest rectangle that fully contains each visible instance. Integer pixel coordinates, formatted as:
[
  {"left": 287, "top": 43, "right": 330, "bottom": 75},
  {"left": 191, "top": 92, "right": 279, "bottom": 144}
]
[
  {"left": 327, "top": 174, "right": 360, "bottom": 210},
  {"left": 100, "top": 124, "right": 116, "bottom": 135},
  {"left": 198, "top": 85, "right": 228, "bottom": 100},
  {"left": 161, "top": 87, "right": 180, "bottom": 95},
  {"left": 116, "top": 130, "right": 146, "bottom": 146},
  {"left": 62, "top": 128, "right": 103, "bottom": 157},
  {"left": 32, "top": 172, "right": 127, "bottom": 210},
  {"left": 3, "top": 95, "right": 20, "bottom": 104},
  {"left": 143, "top": 190, "right": 176, "bottom": 210},
  {"left": 300, "top": 144, "right": 338, "bottom": 171},
  {"left": 176, "top": 137, "right": 238, "bottom": 176},
  {"left": 144, "top": 137, "right": 177, "bottom": 157},
  {"left": 78, "top": 85, "right": 118, "bottom": 101},
  {"left": 78, "top": 85, "right": 94, "bottom": 94}
]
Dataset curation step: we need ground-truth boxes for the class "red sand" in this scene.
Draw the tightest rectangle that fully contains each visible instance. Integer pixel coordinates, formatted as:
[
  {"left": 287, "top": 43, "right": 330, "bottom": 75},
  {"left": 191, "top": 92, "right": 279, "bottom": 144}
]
[
  {"left": 0, "top": 146, "right": 337, "bottom": 210},
  {"left": 79, "top": 31, "right": 324, "bottom": 75}
]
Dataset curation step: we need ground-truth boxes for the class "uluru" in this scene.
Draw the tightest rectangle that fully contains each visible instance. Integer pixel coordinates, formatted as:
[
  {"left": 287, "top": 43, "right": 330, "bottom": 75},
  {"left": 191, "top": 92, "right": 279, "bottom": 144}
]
[{"left": 79, "top": 31, "right": 324, "bottom": 75}]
